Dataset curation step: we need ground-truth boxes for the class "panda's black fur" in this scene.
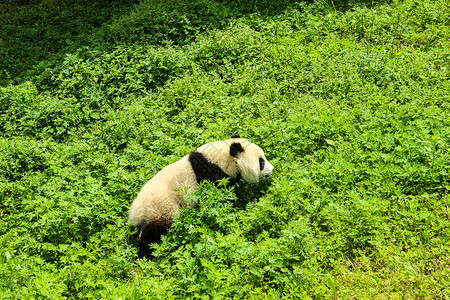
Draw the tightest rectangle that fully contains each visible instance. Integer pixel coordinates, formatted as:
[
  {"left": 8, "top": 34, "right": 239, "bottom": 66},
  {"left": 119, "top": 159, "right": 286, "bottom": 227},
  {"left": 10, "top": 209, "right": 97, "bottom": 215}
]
[{"left": 188, "top": 151, "right": 240, "bottom": 185}]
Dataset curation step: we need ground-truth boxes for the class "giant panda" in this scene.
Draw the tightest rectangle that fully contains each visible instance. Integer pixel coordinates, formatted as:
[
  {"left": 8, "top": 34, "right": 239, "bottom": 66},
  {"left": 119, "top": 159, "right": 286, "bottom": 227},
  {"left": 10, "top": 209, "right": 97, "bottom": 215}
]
[{"left": 128, "top": 136, "right": 274, "bottom": 256}]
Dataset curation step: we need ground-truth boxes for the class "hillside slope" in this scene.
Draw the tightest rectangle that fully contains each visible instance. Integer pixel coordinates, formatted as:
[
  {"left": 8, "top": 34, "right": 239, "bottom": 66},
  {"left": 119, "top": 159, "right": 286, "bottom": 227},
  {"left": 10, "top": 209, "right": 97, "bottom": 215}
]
[{"left": 1, "top": 0, "right": 449, "bottom": 298}]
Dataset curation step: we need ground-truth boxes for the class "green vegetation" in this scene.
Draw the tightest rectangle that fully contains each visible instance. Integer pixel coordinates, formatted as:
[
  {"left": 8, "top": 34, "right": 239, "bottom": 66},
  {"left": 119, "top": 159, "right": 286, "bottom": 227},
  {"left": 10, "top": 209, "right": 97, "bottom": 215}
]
[{"left": 1, "top": 0, "right": 449, "bottom": 298}]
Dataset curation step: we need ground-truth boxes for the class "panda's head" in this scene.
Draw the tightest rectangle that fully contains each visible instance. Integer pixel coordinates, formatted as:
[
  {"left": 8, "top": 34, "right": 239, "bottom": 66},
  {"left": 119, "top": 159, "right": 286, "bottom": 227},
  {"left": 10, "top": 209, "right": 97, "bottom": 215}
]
[
  {"left": 228, "top": 136, "right": 274, "bottom": 183},
  {"left": 195, "top": 136, "right": 274, "bottom": 183}
]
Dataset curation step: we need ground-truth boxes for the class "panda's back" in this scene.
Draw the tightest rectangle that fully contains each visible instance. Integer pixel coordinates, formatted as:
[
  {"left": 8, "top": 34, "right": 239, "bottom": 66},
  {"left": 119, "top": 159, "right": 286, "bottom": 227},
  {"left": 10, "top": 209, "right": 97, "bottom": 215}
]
[{"left": 128, "top": 155, "right": 197, "bottom": 227}]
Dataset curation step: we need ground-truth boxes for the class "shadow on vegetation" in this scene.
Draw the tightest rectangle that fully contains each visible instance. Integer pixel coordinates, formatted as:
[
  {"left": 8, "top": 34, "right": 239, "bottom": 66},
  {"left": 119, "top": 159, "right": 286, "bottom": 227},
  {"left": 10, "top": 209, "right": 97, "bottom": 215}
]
[{"left": 0, "top": 0, "right": 390, "bottom": 85}]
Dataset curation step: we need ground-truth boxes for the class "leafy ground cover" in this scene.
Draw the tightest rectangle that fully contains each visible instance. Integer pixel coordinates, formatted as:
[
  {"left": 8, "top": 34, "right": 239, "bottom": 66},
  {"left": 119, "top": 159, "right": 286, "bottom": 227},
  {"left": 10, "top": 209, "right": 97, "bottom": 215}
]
[{"left": 1, "top": 0, "right": 449, "bottom": 298}]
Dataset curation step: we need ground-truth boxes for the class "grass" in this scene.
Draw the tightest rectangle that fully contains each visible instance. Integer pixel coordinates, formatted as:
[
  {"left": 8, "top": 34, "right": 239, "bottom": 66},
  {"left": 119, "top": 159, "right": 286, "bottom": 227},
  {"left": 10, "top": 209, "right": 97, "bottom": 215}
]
[{"left": 0, "top": 0, "right": 449, "bottom": 298}]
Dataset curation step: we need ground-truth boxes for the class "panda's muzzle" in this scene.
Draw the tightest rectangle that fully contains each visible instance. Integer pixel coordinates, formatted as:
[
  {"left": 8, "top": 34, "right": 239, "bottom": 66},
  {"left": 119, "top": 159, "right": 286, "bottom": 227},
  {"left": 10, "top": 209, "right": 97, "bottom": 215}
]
[{"left": 265, "top": 161, "right": 274, "bottom": 178}]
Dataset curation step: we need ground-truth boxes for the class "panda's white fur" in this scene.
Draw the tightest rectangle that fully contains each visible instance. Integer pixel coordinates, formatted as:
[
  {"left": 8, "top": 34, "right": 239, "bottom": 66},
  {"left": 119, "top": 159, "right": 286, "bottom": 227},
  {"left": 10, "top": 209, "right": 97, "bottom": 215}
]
[{"left": 128, "top": 136, "right": 273, "bottom": 249}]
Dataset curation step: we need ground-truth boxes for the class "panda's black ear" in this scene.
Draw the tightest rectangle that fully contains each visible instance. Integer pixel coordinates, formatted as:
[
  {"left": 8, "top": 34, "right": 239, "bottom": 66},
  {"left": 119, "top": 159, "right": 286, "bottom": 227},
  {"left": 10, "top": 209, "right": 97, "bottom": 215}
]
[
  {"left": 230, "top": 142, "right": 244, "bottom": 157},
  {"left": 231, "top": 135, "right": 240, "bottom": 138}
]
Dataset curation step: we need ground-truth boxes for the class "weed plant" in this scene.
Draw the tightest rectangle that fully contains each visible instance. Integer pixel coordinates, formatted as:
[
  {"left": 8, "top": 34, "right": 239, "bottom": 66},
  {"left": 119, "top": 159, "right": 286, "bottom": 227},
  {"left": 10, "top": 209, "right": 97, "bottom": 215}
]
[{"left": 1, "top": 0, "right": 449, "bottom": 298}]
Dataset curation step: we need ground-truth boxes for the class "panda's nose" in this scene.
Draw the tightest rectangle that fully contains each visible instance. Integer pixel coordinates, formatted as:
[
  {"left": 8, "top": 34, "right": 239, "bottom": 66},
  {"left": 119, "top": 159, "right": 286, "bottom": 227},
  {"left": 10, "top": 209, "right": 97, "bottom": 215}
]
[{"left": 263, "top": 161, "right": 274, "bottom": 178}]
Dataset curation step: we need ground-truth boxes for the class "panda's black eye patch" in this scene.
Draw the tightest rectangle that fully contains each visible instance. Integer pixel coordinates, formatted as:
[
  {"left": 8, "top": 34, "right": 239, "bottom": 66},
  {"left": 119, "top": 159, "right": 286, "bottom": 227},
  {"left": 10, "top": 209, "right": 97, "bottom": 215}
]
[{"left": 259, "top": 158, "right": 265, "bottom": 171}]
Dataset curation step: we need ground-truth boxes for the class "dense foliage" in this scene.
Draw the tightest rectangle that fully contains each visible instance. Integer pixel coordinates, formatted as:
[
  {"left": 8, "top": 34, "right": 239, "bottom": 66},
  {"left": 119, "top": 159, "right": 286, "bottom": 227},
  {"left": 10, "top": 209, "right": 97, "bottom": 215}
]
[{"left": 1, "top": 0, "right": 449, "bottom": 298}]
